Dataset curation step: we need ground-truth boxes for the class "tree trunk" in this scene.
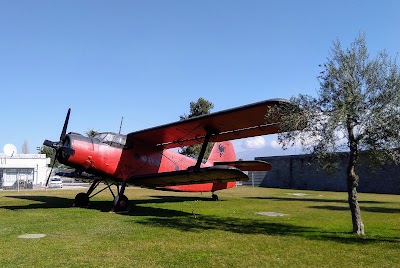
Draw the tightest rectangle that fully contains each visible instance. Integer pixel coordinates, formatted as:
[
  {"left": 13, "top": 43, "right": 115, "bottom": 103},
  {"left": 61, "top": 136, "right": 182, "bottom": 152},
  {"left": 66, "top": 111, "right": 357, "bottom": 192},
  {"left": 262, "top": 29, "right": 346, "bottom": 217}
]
[
  {"left": 346, "top": 166, "right": 365, "bottom": 236},
  {"left": 346, "top": 137, "right": 365, "bottom": 236}
]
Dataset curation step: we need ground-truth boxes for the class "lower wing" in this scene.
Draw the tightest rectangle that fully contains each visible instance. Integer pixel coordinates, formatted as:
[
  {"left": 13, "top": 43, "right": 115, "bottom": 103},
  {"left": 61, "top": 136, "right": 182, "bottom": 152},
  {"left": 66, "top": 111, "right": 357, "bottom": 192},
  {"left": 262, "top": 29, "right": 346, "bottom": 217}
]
[
  {"left": 213, "top": 160, "right": 272, "bottom": 171},
  {"left": 127, "top": 166, "right": 248, "bottom": 187}
]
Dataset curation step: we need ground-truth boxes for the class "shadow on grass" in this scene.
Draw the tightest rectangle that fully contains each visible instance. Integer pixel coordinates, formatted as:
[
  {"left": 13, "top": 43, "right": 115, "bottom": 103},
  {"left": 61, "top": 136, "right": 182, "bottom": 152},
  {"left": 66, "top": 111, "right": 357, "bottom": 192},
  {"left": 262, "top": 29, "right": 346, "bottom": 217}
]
[
  {"left": 133, "top": 214, "right": 400, "bottom": 244},
  {"left": 3, "top": 195, "right": 399, "bottom": 244},
  {"left": 248, "top": 196, "right": 392, "bottom": 205},
  {"left": 3, "top": 195, "right": 74, "bottom": 209},
  {"left": 309, "top": 205, "right": 400, "bottom": 214},
  {"left": 1, "top": 195, "right": 212, "bottom": 217},
  {"left": 250, "top": 196, "right": 400, "bottom": 214},
  {"left": 136, "top": 215, "right": 313, "bottom": 234}
]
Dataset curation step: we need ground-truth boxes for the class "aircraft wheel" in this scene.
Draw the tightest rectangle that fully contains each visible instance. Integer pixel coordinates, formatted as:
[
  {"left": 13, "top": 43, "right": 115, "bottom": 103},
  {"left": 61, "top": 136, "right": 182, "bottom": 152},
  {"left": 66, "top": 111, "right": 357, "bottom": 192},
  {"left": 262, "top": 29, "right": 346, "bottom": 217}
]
[
  {"left": 113, "top": 194, "right": 129, "bottom": 212},
  {"left": 212, "top": 194, "right": 219, "bottom": 201},
  {"left": 74, "top": 192, "right": 89, "bottom": 207}
]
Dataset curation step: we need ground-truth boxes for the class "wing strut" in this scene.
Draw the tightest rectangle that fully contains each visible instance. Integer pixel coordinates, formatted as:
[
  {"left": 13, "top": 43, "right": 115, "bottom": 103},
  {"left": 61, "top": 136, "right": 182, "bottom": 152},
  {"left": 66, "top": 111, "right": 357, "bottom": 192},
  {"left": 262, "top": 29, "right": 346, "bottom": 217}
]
[
  {"left": 195, "top": 131, "right": 212, "bottom": 169},
  {"left": 195, "top": 127, "right": 220, "bottom": 169}
]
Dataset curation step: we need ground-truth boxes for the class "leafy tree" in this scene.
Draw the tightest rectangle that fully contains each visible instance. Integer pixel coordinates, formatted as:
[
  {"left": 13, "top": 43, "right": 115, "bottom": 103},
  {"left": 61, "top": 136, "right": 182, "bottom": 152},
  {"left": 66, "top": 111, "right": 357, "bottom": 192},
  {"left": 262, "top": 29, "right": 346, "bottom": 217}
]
[
  {"left": 86, "top": 129, "right": 99, "bottom": 138},
  {"left": 267, "top": 33, "right": 400, "bottom": 236},
  {"left": 179, "top": 98, "right": 214, "bottom": 160},
  {"left": 180, "top": 97, "right": 214, "bottom": 120},
  {"left": 39, "top": 145, "right": 58, "bottom": 167}
]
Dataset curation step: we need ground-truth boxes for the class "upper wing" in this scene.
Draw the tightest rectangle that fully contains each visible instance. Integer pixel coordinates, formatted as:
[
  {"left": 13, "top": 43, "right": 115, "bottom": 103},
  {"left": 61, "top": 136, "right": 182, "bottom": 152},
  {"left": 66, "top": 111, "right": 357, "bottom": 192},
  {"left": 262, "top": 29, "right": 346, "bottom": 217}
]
[{"left": 127, "top": 98, "right": 291, "bottom": 149}]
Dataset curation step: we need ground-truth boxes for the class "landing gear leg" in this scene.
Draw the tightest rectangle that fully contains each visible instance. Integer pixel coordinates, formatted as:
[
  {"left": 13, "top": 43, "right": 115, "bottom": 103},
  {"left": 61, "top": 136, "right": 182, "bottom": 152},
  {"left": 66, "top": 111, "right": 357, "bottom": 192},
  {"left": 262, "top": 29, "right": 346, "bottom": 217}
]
[
  {"left": 112, "top": 181, "right": 129, "bottom": 212},
  {"left": 74, "top": 178, "right": 101, "bottom": 207},
  {"left": 212, "top": 192, "right": 219, "bottom": 201},
  {"left": 73, "top": 178, "right": 130, "bottom": 211}
]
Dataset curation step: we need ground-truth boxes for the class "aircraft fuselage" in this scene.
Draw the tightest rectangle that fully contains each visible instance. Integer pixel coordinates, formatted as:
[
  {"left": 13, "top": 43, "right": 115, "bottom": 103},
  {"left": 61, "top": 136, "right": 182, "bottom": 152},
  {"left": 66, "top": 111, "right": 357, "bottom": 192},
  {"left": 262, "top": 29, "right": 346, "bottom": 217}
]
[{"left": 58, "top": 132, "right": 236, "bottom": 192}]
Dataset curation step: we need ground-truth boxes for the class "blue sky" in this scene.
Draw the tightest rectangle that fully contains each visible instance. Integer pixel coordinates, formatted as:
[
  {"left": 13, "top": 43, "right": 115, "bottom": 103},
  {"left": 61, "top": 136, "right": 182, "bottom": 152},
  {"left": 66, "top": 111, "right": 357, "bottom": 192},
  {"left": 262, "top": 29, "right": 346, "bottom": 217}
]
[{"left": 0, "top": 1, "right": 399, "bottom": 159}]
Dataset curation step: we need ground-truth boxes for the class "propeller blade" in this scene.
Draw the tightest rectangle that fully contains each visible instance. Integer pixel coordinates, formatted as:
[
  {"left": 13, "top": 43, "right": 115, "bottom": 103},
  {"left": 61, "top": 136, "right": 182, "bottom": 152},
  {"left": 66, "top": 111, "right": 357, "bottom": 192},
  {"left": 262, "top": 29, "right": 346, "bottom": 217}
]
[
  {"left": 60, "top": 108, "right": 71, "bottom": 141},
  {"left": 46, "top": 151, "right": 58, "bottom": 187},
  {"left": 44, "top": 108, "right": 74, "bottom": 187}
]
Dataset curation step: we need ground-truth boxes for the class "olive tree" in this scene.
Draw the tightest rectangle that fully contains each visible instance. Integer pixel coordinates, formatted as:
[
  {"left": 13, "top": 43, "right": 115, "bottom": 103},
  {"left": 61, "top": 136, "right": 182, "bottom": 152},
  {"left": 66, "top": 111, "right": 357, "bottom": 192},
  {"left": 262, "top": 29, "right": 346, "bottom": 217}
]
[{"left": 267, "top": 34, "right": 400, "bottom": 236}]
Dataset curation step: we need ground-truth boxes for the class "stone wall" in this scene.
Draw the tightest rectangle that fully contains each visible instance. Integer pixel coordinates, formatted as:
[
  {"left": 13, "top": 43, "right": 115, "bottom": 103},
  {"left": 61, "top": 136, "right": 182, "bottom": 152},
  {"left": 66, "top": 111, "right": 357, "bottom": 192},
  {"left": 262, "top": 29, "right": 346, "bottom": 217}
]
[{"left": 243, "top": 153, "right": 400, "bottom": 194}]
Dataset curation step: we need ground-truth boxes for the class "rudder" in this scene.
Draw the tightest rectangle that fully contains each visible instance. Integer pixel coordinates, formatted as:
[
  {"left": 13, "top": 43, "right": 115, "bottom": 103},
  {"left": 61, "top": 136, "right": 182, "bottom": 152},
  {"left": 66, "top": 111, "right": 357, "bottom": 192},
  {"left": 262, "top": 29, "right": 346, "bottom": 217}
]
[{"left": 206, "top": 141, "right": 236, "bottom": 165}]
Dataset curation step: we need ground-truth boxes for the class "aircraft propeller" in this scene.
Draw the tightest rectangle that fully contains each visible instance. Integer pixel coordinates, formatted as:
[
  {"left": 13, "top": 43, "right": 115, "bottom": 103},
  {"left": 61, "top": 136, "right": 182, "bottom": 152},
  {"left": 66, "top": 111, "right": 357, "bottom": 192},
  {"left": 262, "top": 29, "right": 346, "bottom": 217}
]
[{"left": 43, "top": 108, "right": 75, "bottom": 187}]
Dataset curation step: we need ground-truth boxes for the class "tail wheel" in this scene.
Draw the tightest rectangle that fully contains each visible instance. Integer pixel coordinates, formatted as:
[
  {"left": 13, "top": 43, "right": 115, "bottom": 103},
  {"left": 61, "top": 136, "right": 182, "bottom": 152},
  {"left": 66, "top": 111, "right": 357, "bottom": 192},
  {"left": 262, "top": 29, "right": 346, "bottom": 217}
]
[
  {"left": 74, "top": 192, "right": 89, "bottom": 207},
  {"left": 113, "top": 194, "right": 129, "bottom": 212},
  {"left": 212, "top": 193, "right": 219, "bottom": 201}
]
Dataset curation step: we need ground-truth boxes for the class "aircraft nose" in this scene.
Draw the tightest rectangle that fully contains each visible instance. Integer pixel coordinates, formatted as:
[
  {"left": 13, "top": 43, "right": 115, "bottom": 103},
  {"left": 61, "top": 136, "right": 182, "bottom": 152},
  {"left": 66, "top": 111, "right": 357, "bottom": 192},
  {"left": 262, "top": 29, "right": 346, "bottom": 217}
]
[
  {"left": 43, "top": 108, "right": 74, "bottom": 187},
  {"left": 59, "top": 135, "right": 75, "bottom": 157},
  {"left": 43, "top": 139, "right": 58, "bottom": 149}
]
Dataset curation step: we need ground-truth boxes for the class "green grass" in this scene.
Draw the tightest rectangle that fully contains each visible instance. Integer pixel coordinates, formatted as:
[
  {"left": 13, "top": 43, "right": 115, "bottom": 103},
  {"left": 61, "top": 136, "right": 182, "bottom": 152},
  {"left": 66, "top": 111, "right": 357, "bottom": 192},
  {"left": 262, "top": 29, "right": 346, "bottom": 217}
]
[{"left": 0, "top": 186, "right": 399, "bottom": 267}]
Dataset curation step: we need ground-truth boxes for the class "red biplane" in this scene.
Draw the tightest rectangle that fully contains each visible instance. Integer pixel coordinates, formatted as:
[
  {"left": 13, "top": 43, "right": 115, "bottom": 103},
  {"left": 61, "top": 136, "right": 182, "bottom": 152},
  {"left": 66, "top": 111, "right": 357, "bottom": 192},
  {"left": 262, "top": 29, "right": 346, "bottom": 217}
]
[{"left": 44, "top": 98, "right": 291, "bottom": 211}]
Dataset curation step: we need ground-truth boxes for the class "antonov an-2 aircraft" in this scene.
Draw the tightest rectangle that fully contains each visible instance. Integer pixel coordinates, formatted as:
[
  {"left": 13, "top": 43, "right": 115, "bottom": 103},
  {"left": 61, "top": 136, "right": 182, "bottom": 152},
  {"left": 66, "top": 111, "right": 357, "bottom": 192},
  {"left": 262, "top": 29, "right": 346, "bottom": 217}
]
[{"left": 44, "top": 98, "right": 294, "bottom": 212}]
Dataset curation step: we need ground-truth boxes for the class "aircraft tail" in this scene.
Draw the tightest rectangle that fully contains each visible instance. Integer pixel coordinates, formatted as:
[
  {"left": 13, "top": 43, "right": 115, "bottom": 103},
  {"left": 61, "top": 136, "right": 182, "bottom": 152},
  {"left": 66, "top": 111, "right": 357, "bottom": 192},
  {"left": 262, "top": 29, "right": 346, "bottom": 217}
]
[
  {"left": 207, "top": 141, "right": 272, "bottom": 172},
  {"left": 206, "top": 141, "right": 236, "bottom": 165}
]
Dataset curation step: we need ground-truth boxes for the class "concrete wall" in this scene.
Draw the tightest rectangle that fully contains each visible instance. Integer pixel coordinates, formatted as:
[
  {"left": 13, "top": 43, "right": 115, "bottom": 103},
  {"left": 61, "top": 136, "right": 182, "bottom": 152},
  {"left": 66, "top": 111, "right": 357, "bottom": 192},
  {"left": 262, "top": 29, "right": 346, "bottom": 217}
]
[{"left": 244, "top": 153, "right": 400, "bottom": 194}]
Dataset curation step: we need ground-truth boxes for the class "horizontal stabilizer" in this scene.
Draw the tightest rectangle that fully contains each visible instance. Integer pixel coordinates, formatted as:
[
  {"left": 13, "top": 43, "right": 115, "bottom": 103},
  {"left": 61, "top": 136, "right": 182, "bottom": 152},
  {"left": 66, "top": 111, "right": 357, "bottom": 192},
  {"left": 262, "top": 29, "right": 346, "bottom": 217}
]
[
  {"left": 213, "top": 160, "right": 272, "bottom": 171},
  {"left": 128, "top": 166, "right": 248, "bottom": 187}
]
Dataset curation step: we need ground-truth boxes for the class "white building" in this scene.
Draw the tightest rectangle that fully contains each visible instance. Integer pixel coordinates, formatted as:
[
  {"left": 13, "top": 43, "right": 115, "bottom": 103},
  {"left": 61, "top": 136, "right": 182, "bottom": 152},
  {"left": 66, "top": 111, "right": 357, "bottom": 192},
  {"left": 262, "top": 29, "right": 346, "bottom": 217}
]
[{"left": 0, "top": 153, "right": 50, "bottom": 190}]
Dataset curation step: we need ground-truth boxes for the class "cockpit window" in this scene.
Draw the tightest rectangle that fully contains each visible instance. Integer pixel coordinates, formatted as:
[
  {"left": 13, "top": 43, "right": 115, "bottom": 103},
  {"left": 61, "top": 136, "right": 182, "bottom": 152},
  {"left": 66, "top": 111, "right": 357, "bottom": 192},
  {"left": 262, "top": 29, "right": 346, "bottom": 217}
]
[
  {"left": 94, "top": 133, "right": 107, "bottom": 141},
  {"left": 93, "top": 132, "right": 133, "bottom": 149}
]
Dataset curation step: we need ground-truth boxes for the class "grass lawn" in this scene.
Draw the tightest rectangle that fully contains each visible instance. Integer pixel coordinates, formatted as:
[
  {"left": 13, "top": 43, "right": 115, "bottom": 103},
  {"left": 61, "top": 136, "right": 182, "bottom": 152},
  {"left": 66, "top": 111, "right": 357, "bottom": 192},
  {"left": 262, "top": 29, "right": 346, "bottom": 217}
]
[{"left": 0, "top": 186, "right": 399, "bottom": 267}]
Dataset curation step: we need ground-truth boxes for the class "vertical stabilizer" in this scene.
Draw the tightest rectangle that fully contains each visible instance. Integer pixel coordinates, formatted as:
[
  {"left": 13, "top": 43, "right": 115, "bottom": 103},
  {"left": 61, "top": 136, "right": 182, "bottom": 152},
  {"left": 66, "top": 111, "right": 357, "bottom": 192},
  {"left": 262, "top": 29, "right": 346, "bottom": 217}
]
[{"left": 206, "top": 141, "right": 236, "bottom": 165}]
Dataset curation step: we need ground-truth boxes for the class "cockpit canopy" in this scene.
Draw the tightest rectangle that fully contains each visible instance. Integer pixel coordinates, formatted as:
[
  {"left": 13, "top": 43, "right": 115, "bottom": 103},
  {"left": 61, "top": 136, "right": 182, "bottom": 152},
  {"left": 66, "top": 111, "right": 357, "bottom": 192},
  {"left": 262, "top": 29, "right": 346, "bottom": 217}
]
[{"left": 93, "top": 132, "right": 132, "bottom": 149}]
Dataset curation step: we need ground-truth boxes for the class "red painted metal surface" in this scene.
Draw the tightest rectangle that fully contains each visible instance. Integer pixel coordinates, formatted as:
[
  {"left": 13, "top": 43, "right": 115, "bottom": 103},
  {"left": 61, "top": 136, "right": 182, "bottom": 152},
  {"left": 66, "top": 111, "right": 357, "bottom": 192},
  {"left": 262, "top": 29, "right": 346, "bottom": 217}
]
[
  {"left": 65, "top": 139, "right": 238, "bottom": 193},
  {"left": 55, "top": 99, "right": 295, "bottom": 195},
  {"left": 126, "top": 99, "right": 289, "bottom": 149}
]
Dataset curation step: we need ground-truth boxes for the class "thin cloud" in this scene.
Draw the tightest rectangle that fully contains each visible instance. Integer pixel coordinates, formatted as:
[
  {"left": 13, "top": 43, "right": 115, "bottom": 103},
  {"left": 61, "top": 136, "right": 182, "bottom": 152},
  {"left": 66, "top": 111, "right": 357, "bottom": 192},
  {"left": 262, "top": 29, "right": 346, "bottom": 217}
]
[
  {"left": 270, "top": 140, "right": 281, "bottom": 149},
  {"left": 270, "top": 139, "right": 302, "bottom": 151},
  {"left": 241, "top": 136, "right": 266, "bottom": 150}
]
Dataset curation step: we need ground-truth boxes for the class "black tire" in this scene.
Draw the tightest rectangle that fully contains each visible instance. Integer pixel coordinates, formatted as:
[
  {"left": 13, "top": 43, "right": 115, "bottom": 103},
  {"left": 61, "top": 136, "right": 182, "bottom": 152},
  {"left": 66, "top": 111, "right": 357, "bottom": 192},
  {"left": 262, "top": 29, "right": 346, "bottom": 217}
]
[
  {"left": 212, "top": 194, "right": 219, "bottom": 201},
  {"left": 74, "top": 192, "right": 89, "bottom": 207},
  {"left": 113, "top": 194, "right": 129, "bottom": 212}
]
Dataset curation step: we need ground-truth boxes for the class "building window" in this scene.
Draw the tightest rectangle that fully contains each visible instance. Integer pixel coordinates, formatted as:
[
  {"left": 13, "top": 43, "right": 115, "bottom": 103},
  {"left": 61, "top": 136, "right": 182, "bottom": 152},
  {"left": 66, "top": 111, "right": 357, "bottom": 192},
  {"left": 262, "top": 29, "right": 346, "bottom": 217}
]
[{"left": 1, "top": 168, "right": 34, "bottom": 190}]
